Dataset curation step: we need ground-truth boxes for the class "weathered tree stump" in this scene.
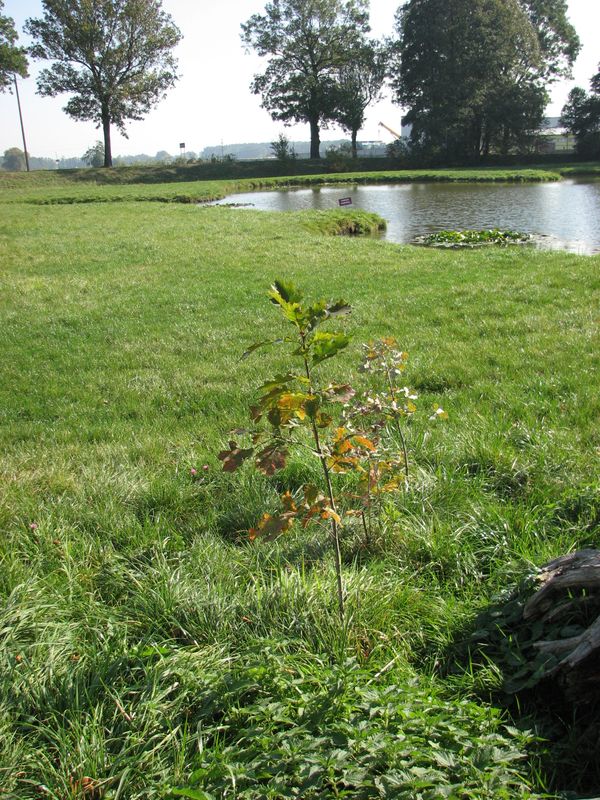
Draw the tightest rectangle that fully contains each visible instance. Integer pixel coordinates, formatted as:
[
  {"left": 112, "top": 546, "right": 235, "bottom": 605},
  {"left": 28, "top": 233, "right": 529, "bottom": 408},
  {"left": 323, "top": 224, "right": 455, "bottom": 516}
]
[{"left": 522, "top": 549, "right": 600, "bottom": 699}]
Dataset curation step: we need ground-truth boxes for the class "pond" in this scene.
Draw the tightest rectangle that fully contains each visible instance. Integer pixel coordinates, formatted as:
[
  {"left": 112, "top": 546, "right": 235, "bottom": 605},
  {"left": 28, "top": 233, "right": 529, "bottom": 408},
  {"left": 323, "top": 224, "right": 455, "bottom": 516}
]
[{"left": 212, "top": 179, "right": 600, "bottom": 255}]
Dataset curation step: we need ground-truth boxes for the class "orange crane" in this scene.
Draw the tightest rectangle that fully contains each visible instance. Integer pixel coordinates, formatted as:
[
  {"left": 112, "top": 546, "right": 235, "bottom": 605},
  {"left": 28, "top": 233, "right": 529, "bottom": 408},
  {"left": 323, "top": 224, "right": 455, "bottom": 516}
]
[{"left": 378, "top": 121, "right": 402, "bottom": 140}]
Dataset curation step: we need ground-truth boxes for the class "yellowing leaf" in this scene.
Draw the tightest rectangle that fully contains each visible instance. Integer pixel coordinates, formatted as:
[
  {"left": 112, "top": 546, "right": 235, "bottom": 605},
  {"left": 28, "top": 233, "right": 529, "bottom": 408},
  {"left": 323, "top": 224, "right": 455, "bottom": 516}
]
[
  {"left": 249, "top": 511, "right": 295, "bottom": 541},
  {"left": 351, "top": 435, "right": 376, "bottom": 452},
  {"left": 320, "top": 507, "right": 342, "bottom": 524}
]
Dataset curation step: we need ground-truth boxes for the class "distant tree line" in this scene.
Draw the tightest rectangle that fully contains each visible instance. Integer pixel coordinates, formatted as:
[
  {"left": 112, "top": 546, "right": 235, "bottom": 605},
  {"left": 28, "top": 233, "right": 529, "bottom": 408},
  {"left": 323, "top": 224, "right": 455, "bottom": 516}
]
[
  {"left": 1, "top": 146, "right": 205, "bottom": 172},
  {"left": 0, "top": 0, "right": 587, "bottom": 168}
]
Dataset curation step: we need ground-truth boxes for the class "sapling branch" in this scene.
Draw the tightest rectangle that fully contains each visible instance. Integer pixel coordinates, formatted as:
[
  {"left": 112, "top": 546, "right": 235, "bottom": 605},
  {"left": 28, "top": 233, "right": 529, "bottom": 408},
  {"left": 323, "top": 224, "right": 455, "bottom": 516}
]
[{"left": 217, "top": 280, "right": 446, "bottom": 630}]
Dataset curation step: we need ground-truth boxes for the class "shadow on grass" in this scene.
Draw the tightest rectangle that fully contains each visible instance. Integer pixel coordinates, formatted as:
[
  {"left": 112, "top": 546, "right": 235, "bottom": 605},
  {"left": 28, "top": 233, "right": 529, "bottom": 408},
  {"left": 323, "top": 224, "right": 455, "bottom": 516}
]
[{"left": 441, "top": 566, "right": 600, "bottom": 798}]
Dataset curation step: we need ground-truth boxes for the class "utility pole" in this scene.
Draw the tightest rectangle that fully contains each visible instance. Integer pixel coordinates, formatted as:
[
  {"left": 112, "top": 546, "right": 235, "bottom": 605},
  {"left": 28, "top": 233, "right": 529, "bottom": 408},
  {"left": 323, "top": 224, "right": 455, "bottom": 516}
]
[{"left": 13, "top": 74, "right": 30, "bottom": 172}]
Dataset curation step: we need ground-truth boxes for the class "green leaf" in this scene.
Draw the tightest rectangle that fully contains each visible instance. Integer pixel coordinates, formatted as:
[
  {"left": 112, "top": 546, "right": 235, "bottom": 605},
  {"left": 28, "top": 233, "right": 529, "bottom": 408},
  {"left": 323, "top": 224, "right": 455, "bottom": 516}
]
[
  {"left": 169, "top": 789, "right": 215, "bottom": 800},
  {"left": 270, "top": 279, "right": 303, "bottom": 305},
  {"left": 257, "top": 373, "right": 300, "bottom": 393},
  {"left": 302, "top": 300, "right": 328, "bottom": 331},
  {"left": 241, "top": 338, "right": 284, "bottom": 360},
  {"left": 312, "top": 331, "right": 350, "bottom": 365}
]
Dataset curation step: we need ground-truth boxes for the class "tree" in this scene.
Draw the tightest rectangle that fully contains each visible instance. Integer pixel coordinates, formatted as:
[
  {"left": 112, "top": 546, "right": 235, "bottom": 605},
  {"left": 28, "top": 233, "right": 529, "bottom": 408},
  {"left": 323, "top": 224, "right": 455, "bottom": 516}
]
[
  {"left": 560, "top": 66, "right": 600, "bottom": 158},
  {"left": 389, "top": 0, "right": 580, "bottom": 161},
  {"left": 519, "top": 0, "right": 581, "bottom": 80},
  {"left": 0, "top": 1, "right": 28, "bottom": 92},
  {"left": 270, "top": 132, "right": 296, "bottom": 162},
  {"left": 332, "top": 42, "right": 385, "bottom": 158},
  {"left": 82, "top": 140, "right": 105, "bottom": 167},
  {"left": 2, "top": 147, "right": 26, "bottom": 171},
  {"left": 241, "top": 0, "right": 371, "bottom": 159},
  {"left": 25, "top": 0, "right": 182, "bottom": 168}
]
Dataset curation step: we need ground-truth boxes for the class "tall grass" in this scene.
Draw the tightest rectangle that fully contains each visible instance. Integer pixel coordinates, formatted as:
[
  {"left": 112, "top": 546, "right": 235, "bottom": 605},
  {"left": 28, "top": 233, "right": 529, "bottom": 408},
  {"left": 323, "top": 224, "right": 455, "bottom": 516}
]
[{"left": 0, "top": 195, "right": 598, "bottom": 796}]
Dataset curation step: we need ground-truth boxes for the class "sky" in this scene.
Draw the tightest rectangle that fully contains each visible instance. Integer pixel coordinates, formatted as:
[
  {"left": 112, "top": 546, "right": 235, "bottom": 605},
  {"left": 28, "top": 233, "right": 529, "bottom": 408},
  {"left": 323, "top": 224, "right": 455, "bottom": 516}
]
[{"left": 1, "top": 0, "right": 598, "bottom": 160}]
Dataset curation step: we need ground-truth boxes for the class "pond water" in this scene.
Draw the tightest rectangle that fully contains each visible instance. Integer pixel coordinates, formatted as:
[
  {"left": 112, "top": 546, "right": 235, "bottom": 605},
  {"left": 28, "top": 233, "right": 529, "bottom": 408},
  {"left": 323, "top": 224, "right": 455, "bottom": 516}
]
[{"left": 212, "top": 179, "right": 600, "bottom": 255}]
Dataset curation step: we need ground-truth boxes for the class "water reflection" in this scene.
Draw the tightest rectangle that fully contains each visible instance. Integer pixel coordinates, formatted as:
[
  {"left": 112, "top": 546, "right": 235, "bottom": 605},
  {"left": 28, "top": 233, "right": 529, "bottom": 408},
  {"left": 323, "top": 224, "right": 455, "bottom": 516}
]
[{"left": 212, "top": 179, "right": 600, "bottom": 255}]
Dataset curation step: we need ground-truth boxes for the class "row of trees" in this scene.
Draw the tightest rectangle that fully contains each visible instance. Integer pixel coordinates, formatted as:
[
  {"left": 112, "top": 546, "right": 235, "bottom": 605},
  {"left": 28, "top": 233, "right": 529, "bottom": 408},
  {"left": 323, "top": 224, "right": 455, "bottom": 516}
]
[
  {"left": 241, "top": 0, "right": 385, "bottom": 159},
  {"left": 243, "top": 0, "right": 581, "bottom": 162},
  {"left": 0, "top": 0, "right": 589, "bottom": 168},
  {"left": 1, "top": 145, "right": 216, "bottom": 172}
]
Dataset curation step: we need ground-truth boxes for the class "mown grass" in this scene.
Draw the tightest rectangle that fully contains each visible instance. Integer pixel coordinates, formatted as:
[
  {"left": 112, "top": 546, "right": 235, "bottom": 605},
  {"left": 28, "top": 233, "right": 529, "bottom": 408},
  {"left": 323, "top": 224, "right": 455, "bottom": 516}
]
[
  {"left": 0, "top": 165, "right": 563, "bottom": 206},
  {"left": 0, "top": 194, "right": 599, "bottom": 798},
  {"left": 555, "top": 161, "right": 600, "bottom": 177}
]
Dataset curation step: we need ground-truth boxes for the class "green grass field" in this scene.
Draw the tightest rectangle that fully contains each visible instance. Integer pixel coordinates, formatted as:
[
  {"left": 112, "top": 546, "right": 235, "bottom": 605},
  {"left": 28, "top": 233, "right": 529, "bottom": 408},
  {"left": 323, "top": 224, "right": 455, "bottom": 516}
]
[
  {"left": 0, "top": 173, "right": 599, "bottom": 798},
  {"left": 0, "top": 165, "right": 563, "bottom": 206}
]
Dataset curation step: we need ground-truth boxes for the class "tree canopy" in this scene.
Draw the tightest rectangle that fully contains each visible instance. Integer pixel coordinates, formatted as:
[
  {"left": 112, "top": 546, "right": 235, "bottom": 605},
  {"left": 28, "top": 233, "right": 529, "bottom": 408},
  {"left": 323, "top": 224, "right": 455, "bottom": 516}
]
[
  {"left": 561, "top": 65, "right": 600, "bottom": 158},
  {"left": 2, "top": 147, "right": 27, "bottom": 171},
  {"left": 390, "top": 0, "right": 580, "bottom": 161},
  {"left": 82, "top": 140, "right": 105, "bottom": 167},
  {"left": 0, "top": 0, "right": 28, "bottom": 92},
  {"left": 25, "top": 0, "right": 182, "bottom": 167},
  {"left": 331, "top": 41, "right": 385, "bottom": 158},
  {"left": 241, "top": 0, "right": 371, "bottom": 159}
]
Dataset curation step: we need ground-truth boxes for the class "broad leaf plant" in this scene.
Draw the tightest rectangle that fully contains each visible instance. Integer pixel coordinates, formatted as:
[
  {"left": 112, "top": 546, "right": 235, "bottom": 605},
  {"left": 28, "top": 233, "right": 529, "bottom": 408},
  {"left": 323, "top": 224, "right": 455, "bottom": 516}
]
[{"left": 219, "top": 281, "right": 446, "bottom": 619}]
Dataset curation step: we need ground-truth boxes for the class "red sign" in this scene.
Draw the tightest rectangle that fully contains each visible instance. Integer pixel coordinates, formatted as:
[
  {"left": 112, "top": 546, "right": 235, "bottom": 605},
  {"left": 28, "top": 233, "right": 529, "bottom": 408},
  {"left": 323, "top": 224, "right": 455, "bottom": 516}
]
[{"left": 338, "top": 197, "right": 353, "bottom": 206}]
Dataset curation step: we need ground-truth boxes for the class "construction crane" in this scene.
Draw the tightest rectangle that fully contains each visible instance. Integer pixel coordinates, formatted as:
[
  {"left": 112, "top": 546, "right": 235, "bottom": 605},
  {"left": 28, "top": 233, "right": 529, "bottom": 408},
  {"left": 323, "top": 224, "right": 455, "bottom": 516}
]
[{"left": 378, "top": 121, "right": 402, "bottom": 140}]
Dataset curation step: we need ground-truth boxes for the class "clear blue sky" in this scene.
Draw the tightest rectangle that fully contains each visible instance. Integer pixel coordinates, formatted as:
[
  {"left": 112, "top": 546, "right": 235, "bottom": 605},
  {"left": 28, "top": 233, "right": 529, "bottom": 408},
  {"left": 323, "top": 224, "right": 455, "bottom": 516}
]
[{"left": 1, "top": 0, "right": 598, "bottom": 159}]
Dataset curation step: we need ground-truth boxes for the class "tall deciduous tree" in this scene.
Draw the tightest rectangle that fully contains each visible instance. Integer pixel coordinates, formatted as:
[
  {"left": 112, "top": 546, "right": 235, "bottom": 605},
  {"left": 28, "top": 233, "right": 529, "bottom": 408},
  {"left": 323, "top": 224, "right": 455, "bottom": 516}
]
[
  {"left": 519, "top": 0, "right": 581, "bottom": 79},
  {"left": 25, "top": 0, "right": 182, "bottom": 167},
  {"left": 389, "top": 0, "right": 580, "bottom": 161},
  {"left": 241, "top": 0, "right": 370, "bottom": 159},
  {"left": 332, "top": 42, "right": 385, "bottom": 158},
  {"left": 560, "top": 65, "right": 600, "bottom": 158},
  {"left": 0, "top": 0, "right": 28, "bottom": 91}
]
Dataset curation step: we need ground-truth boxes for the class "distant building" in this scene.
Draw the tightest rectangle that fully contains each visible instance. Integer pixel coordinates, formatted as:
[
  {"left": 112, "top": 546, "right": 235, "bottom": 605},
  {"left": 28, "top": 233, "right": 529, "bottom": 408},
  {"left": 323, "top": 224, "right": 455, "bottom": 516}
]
[
  {"left": 533, "top": 117, "right": 572, "bottom": 153},
  {"left": 356, "top": 140, "right": 387, "bottom": 157}
]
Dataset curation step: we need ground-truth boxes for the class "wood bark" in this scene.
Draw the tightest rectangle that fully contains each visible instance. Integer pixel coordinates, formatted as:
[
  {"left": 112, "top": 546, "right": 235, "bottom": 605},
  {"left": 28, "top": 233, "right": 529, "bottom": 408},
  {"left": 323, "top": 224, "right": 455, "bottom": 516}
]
[{"left": 523, "top": 550, "right": 600, "bottom": 697}]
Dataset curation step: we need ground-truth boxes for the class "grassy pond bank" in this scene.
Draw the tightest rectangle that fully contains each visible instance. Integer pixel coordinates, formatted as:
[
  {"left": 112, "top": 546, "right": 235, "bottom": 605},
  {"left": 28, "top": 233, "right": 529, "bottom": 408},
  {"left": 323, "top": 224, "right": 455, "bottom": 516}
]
[{"left": 0, "top": 166, "right": 599, "bottom": 798}]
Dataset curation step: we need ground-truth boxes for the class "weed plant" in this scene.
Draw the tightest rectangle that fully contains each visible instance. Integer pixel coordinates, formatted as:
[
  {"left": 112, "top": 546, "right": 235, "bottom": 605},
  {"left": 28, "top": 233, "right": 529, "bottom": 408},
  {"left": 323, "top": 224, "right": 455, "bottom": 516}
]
[{"left": 420, "top": 229, "right": 531, "bottom": 247}]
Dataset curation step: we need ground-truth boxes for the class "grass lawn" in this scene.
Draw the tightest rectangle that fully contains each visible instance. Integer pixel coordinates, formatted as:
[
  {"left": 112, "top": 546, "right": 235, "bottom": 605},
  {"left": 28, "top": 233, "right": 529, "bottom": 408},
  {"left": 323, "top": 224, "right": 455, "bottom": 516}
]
[
  {"left": 0, "top": 165, "right": 563, "bottom": 206},
  {"left": 0, "top": 186, "right": 599, "bottom": 798}
]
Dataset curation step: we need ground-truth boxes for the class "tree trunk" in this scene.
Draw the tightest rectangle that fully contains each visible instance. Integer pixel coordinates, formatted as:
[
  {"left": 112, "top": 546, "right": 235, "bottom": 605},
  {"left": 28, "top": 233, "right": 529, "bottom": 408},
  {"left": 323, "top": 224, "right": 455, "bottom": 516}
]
[
  {"left": 102, "top": 110, "right": 113, "bottom": 168},
  {"left": 351, "top": 129, "right": 358, "bottom": 159},
  {"left": 309, "top": 117, "right": 321, "bottom": 159}
]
